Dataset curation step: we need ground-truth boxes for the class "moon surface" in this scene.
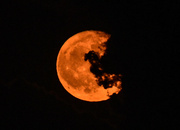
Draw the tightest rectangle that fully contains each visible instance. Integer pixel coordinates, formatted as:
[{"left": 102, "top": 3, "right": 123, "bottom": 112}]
[{"left": 56, "top": 30, "right": 122, "bottom": 102}]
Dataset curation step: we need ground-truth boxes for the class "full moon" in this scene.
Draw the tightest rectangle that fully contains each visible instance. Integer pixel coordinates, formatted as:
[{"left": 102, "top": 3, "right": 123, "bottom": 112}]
[{"left": 56, "top": 30, "right": 122, "bottom": 102}]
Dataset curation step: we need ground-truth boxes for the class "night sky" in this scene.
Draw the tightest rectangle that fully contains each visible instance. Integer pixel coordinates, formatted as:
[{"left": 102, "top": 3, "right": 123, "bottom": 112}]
[{"left": 0, "top": 0, "right": 179, "bottom": 129}]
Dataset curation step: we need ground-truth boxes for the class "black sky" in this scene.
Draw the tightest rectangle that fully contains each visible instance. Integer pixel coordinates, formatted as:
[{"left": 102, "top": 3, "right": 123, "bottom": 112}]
[{"left": 0, "top": 0, "right": 179, "bottom": 129}]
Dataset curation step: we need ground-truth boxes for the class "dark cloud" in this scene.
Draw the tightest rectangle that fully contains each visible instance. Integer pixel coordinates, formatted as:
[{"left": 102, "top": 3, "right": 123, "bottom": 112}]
[{"left": 84, "top": 50, "right": 122, "bottom": 90}]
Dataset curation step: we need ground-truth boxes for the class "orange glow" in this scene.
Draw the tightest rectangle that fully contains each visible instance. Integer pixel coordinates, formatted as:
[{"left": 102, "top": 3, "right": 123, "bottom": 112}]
[{"left": 56, "top": 30, "right": 122, "bottom": 102}]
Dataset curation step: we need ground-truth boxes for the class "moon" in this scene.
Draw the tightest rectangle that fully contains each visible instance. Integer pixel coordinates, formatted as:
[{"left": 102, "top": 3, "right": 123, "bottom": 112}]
[{"left": 56, "top": 30, "right": 122, "bottom": 102}]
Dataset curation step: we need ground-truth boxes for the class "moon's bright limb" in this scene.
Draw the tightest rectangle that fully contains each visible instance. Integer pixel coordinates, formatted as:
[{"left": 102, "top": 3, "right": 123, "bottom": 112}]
[{"left": 56, "top": 30, "right": 122, "bottom": 102}]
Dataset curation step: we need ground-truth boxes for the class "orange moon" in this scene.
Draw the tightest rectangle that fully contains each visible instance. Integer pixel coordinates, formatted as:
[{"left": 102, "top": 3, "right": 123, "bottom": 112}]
[{"left": 56, "top": 30, "right": 122, "bottom": 102}]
